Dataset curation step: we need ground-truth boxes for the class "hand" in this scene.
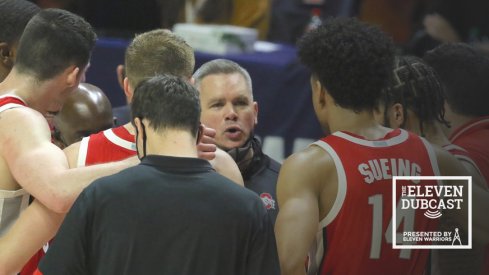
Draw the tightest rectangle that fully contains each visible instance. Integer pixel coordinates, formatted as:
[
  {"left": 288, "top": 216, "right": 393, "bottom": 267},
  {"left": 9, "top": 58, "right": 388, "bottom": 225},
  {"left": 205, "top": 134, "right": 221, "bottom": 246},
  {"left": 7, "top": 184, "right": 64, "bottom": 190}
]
[{"left": 197, "top": 124, "right": 217, "bottom": 160}]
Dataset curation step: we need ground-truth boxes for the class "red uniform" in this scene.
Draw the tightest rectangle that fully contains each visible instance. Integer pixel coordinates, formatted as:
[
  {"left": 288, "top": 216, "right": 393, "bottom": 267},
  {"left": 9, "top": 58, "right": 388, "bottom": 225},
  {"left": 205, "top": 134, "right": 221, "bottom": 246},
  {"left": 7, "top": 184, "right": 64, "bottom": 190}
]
[
  {"left": 308, "top": 129, "right": 440, "bottom": 275},
  {"left": 0, "top": 95, "right": 26, "bottom": 111},
  {"left": 449, "top": 116, "right": 489, "bottom": 274},
  {"left": 77, "top": 126, "right": 136, "bottom": 166},
  {"left": 449, "top": 116, "right": 489, "bottom": 186}
]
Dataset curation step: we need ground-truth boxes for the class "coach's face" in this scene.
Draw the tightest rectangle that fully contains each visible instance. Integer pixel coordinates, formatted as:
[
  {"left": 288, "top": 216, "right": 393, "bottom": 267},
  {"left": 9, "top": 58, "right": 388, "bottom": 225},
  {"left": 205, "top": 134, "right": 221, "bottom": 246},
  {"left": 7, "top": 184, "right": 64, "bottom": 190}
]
[{"left": 199, "top": 73, "right": 258, "bottom": 150}]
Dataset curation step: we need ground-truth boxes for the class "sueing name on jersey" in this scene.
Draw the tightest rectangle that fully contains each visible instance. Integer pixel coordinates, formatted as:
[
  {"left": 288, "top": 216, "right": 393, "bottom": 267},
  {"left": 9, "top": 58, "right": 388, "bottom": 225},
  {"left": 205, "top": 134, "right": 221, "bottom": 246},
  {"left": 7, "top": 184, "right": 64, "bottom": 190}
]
[{"left": 358, "top": 158, "right": 421, "bottom": 184}]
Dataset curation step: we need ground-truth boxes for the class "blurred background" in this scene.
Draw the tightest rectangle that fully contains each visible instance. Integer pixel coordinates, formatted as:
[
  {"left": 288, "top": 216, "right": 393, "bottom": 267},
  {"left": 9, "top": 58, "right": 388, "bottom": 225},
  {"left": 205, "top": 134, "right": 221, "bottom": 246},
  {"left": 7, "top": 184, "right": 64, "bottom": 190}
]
[{"left": 29, "top": 0, "right": 489, "bottom": 161}]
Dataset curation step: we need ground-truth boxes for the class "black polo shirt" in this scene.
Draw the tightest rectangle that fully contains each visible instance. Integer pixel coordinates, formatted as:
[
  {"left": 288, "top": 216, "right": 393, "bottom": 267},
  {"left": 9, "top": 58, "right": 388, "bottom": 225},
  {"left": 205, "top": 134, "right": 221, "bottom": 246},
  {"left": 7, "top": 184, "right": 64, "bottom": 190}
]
[{"left": 39, "top": 155, "right": 280, "bottom": 275}]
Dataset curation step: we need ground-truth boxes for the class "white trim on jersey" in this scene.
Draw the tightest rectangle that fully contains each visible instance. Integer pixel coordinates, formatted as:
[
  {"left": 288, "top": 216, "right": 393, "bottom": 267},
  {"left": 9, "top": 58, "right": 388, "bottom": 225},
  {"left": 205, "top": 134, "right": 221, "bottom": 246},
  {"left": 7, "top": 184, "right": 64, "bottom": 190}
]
[
  {"left": 450, "top": 117, "right": 489, "bottom": 142},
  {"left": 77, "top": 136, "right": 90, "bottom": 167},
  {"left": 0, "top": 188, "right": 28, "bottom": 198},
  {"left": 333, "top": 129, "right": 409, "bottom": 147},
  {"left": 103, "top": 129, "right": 135, "bottom": 151},
  {"left": 0, "top": 189, "right": 29, "bottom": 235},
  {"left": 311, "top": 141, "right": 347, "bottom": 228},
  {"left": 443, "top": 143, "right": 468, "bottom": 153},
  {"left": 0, "top": 94, "right": 27, "bottom": 103},
  {"left": 0, "top": 103, "right": 26, "bottom": 113}
]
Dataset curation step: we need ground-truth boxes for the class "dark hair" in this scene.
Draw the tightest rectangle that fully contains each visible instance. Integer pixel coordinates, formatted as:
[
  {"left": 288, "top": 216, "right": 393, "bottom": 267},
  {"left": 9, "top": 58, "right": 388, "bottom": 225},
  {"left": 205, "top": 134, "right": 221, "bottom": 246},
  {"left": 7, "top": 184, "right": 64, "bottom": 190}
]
[
  {"left": 125, "top": 29, "right": 194, "bottom": 88},
  {"left": 14, "top": 8, "right": 96, "bottom": 81},
  {"left": 131, "top": 74, "right": 201, "bottom": 137},
  {"left": 381, "top": 55, "right": 450, "bottom": 135},
  {"left": 423, "top": 43, "right": 489, "bottom": 117},
  {"left": 193, "top": 59, "right": 252, "bottom": 95},
  {"left": 298, "top": 17, "right": 395, "bottom": 112},
  {"left": 0, "top": 0, "right": 40, "bottom": 44}
]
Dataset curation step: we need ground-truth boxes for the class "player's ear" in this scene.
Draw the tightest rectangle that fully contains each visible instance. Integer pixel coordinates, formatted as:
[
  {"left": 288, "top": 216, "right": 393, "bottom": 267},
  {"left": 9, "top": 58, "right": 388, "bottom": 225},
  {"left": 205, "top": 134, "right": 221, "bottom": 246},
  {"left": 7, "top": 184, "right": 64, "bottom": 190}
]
[
  {"left": 66, "top": 66, "right": 80, "bottom": 88},
  {"left": 124, "top": 77, "right": 134, "bottom": 103},
  {"left": 116, "top": 65, "right": 125, "bottom": 90},
  {"left": 196, "top": 123, "right": 204, "bottom": 145},
  {"left": 0, "top": 42, "right": 14, "bottom": 69},
  {"left": 392, "top": 103, "right": 405, "bottom": 128}
]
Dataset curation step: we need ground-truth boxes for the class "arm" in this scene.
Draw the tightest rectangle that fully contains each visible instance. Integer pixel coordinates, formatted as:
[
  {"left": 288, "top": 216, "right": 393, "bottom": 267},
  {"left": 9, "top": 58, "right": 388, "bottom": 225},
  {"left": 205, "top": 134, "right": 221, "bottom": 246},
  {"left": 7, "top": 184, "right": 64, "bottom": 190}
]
[
  {"left": 210, "top": 148, "right": 244, "bottom": 186},
  {"left": 63, "top": 141, "right": 82, "bottom": 168},
  {"left": 1, "top": 108, "right": 137, "bottom": 213},
  {"left": 0, "top": 200, "right": 64, "bottom": 275},
  {"left": 275, "top": 147, "right": 332, "bottom": 275}
]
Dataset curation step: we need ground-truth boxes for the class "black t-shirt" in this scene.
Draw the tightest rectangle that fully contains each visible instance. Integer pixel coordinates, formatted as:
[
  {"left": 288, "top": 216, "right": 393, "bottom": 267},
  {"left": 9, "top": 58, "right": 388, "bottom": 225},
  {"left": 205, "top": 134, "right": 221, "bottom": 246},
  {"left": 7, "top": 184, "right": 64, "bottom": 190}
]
[{"left": 39, "top": 155, "right": 280, "bottom": 275}]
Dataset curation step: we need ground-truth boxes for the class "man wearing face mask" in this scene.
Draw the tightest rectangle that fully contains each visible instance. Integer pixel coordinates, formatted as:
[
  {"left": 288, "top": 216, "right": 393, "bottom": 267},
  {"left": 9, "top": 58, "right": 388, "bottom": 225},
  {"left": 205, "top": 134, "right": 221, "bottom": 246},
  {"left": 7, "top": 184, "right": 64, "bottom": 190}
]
[
  {"left": 37, "top": 75, "right": 280, "bottom": 274},
  {"left": 193, "top": 59, "right": 281, "bottom": 223}
]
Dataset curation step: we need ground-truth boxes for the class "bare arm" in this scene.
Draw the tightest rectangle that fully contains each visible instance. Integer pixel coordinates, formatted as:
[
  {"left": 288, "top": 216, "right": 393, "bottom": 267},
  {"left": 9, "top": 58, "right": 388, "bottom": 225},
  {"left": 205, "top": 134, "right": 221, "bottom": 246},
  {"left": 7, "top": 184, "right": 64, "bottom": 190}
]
[
  {"left": 275, "top": 147, "right": 331, "bottom": 275},
  {"left": 63, "top": 140, "right": 81, "bottom": 168},
  {"left": 210, "top": 148, "right": 244, "bottom": 186},
  {"left": 1, "top": 108, "right": 137, "bottom": 213},
  {"left": 0, "top": 200, "right": 63, "bottom": 275}
]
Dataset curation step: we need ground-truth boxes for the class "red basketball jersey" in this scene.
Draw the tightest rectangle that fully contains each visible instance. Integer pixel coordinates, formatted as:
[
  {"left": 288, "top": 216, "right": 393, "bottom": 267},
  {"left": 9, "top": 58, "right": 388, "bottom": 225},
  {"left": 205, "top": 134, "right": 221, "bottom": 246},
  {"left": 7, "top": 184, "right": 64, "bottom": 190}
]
[
  {"left": 449, "top": 116, "right": 489, "bottom": 186},
  {"left": 308, "top": 129, "right": 440, "bottom": 275},
  {"left": 77, "top": 126, "right": 136, "bottom": 166}
]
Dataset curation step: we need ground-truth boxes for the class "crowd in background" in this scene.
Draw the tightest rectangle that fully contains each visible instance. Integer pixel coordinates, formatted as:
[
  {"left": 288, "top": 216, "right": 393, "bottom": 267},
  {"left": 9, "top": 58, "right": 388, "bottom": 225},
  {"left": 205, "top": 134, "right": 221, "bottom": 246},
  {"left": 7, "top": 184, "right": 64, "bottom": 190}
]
[{"left": 28, "top": 0, "right": 489, "bottom": 54}]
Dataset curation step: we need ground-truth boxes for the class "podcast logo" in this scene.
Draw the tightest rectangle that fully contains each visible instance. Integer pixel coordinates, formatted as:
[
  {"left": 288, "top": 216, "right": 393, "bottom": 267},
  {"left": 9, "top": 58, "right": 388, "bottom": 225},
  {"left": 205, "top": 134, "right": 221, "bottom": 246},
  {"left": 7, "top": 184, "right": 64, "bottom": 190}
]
[{"left": 392, "top": 176, "right": 472, "bottom": 249}]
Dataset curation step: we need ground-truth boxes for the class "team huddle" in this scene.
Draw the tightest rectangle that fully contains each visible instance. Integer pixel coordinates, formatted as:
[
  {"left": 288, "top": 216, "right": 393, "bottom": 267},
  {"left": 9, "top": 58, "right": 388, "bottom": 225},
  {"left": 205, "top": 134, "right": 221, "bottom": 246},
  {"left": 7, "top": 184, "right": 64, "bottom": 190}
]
[{"left": 0, "top": 0, "right": 488, "bottom": 274}]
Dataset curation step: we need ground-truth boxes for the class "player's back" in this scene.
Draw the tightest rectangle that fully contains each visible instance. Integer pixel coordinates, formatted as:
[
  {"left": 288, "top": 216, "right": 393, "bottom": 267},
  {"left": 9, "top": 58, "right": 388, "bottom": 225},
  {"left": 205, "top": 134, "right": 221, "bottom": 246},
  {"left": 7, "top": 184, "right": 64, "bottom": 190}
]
[{"left": 309, "top": 129, "right": 439, "bottom": 275}]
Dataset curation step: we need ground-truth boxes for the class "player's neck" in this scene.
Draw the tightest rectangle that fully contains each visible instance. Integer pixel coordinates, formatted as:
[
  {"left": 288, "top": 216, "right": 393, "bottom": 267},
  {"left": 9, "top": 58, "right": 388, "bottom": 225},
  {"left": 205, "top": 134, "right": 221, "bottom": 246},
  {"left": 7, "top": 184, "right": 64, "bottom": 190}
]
[
  {"left": 0, "top": 69, "right": 38, "bottom": 99},
  {"left": 0, "top": 69, "right": 57, "bottom": 113},
  {"left": 416, "top": 121, "right": 451, "bottom": 146},
  {"left": 125, "top": 123, "right": 136, "bottom": 135},
  {"left": 445, "top": 112, "right": 476, "bottom": 136},
  {"left": 143, "top": 129, "right": 198, "bottom": 158},
  {"left": 328, "top": 107, "right": 388, "bottom": 139}
]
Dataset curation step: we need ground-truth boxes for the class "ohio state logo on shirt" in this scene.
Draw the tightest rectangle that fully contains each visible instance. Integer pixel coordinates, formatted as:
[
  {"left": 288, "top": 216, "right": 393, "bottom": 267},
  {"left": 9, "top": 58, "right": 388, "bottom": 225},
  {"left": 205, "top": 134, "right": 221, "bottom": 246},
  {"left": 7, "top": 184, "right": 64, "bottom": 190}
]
[{"left": 260, "top": 193, "right": 276, "bottom": 210}]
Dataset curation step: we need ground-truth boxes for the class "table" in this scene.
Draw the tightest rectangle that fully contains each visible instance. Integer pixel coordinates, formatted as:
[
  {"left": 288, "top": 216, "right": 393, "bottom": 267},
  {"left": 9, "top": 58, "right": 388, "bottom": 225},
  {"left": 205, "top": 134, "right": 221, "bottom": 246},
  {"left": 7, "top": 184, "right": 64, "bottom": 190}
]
[{"left": 86, "top": 38, "right": 323, "bottom": 161}]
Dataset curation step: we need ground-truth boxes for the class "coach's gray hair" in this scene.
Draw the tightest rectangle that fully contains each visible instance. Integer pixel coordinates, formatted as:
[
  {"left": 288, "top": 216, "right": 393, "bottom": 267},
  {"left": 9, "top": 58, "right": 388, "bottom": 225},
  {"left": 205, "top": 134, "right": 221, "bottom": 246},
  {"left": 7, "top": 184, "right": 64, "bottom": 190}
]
[{"left": 193, "top": 59, "right": 253, "bottom": 98}]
